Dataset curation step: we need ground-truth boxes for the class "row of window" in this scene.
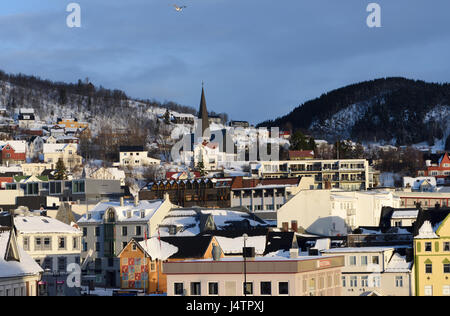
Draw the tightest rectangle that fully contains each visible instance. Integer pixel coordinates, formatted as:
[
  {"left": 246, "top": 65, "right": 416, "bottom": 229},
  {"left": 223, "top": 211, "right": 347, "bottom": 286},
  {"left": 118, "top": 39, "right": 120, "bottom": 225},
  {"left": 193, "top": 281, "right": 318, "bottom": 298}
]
[
  {"left": 418, "top": 241, "right": 450, "bottom": 253},
  {"left": 348, "top": 255, "right": 380, "bottom": 266},
  {"left": 342, "top": 275, "right": 404, "bottom": 288},
  {"left": 424, "top": 263, "right": 450, "bottom": 274},
  {"left": 82, "top": 226, "right": 143, "bottom": 237},
  {"left": 174, "top": 281, "right": 290, "bottom": 296},
  {"left": 35, "top": 256, "right": 80, "bottom": 272},
  {"left": 0, "top": 286, "right": 27, "bottom": 297},
  {"left": 23, "top": 236, "right": 80, "bottom": 251},
  {"left": 424, "top": 285, "right": 450, "bottom": 296}
]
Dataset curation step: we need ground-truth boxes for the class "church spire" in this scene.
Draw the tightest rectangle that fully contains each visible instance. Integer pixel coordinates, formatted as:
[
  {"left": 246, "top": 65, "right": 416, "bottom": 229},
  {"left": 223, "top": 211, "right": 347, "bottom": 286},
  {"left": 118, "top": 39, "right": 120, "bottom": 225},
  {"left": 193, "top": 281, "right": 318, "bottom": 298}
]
[{"left": 198, "top": 83, "right": 210, "bottom": 138}]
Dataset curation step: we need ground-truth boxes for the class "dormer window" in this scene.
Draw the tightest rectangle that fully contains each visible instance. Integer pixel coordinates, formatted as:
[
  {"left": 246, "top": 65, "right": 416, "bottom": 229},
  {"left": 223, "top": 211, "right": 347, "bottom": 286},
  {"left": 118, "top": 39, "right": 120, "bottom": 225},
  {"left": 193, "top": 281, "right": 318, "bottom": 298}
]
[
  {"left": 127, "top": 210, "right": 132, "bottom": 218},
  {"left": 140, "top": 211, "right": 145, "bottom": 219}
]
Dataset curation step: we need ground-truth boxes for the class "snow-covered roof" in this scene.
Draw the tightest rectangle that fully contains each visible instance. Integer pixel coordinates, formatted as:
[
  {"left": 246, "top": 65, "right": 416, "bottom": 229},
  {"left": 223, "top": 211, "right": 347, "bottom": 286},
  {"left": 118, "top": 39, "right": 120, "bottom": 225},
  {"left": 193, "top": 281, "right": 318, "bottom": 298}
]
[
  {"left": 14, "top": 216, "right": 82, "bottom": 234},
  {"left": 0, "top": 230, "right": 43, "bottom": 278},
  {"left": 385, "top": 253, "right": 413, "bottom": 273},
  {"left": 78, "top": 200, "right": 165, "bottom": 224},
  {"left": 215, "top": 235, "right": 266, "bottom": 255},
  {"left": 0, "top": 140, "right": 27, "bottom": 153},
  {"left": 391, "top": 210, "right": 419, "bottom": 219},
  {"left": 403, "top": 177, "right": 436, "bottom": 190},
  {"left": 138, "top": 237, "right": 178, "bottom": 261},
  {"left": 415, "top": 220, "right": 439, "bottom": 239},
  {"left": 321, "top": 247, "right": 395, "bottom": 254}
]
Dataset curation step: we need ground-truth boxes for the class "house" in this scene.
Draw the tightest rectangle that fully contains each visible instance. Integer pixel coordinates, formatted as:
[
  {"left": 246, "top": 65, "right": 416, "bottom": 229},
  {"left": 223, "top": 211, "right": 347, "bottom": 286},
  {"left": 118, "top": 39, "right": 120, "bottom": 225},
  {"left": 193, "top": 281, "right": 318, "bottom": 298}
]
[
  {"left": 21, "top": 163, "right": 53, "bottom": 177},
  {"left": 43, "top": 143, "right": 82, "bottom": 170},
  {"left": 118, "top": 146, "right": 160, "bottom": 167},
  {"left": 57, "top": 118, "right": 88, "bottom": 130},
  {"left": 17, "top": 108, "right": 35, "bottom": 129},
  {"left": 89, "top": 167, "right": 126, "bottom": 186},
  {"left": 230, "top": 176, "right": 315, "bottom": 221},
  {"left": 158, "top": 207, "right": 269, "bottom": 237},
  {"left": 253, "top": 158, "right": 379, "bottom": 190},
  {"left": 13, "top": 212, "right": 82, "bottom": 274},
  {"left": 164, "top": 252, "right": 344, "bottom": 296},
  {"left": 395, "top": 191, "right": 450, "bottom": 208},
  {"left": 77, "top": 196, "right": 175, "bottom": 287},
  {"left": 139, "top": 178, "right": 233, "bottom": 208},
  {"left": 0, "top": 141, "right": 27, "bottom": 166},
  {"left": 413, "top": 208, "right": 450, "bottom": 296},
  {"left": 277, "top": 190, "right": 401, "bottom": 236},
  {"left": 403, "top": 177, "right": 437, "bottom": 192},
  {"left": 321, "top": 246, "right": 414, "bottom": 296},
  {"left": 118, "top": 235, "right": 222, "bottom": 294},
  {"left": 418, "top": 152, "right": 450, "bottom": 181},
  {"left": 0, "top": 212, "right": 43, "bottom": 296}
]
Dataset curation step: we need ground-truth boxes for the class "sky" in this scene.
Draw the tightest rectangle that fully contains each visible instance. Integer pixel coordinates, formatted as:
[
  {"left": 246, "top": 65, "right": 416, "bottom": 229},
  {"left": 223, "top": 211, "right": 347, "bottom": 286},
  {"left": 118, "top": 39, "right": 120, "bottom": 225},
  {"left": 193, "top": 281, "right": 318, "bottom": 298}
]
[{"left": 0, "top": 0, "right": 449, "bottom": 124}]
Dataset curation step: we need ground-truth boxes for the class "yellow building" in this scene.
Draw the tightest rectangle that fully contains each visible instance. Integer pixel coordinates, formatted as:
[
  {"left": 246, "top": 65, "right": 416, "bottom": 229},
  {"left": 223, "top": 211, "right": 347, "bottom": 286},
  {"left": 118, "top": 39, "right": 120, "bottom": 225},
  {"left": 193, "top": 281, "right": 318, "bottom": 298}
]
[
  {"left": 57, "top": 118, "right": 88, "bottom": 129},
  {"left": 414, "top": 210, "right": 450, "bottom": 296}
]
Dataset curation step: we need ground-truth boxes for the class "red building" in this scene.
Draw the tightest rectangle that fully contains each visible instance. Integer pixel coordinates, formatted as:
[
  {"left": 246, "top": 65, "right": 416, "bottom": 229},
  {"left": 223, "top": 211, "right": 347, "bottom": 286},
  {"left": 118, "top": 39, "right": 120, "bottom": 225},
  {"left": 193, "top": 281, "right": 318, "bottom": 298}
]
[
  {"left": 1, "top": 142, "right": 27, "bottom": 166},
  {"left": 418, "top": 152, "right": 450, "bottom": 180}
]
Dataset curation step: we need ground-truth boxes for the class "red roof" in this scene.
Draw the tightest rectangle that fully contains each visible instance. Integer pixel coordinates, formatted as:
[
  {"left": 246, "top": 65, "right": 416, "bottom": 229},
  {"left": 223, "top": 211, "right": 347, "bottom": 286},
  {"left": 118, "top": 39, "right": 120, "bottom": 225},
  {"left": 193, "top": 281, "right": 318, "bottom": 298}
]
[{"left": 288, "top": 150, "right": 314, "bottom": 159}]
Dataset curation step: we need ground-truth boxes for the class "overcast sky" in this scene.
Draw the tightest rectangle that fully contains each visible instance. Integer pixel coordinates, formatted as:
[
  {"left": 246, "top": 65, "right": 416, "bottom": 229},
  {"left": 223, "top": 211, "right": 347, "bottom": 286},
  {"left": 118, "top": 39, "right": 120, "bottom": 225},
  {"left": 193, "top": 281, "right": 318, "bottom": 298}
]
[{"left": 1, "top": 1, "right": 449, "bottom": 124}]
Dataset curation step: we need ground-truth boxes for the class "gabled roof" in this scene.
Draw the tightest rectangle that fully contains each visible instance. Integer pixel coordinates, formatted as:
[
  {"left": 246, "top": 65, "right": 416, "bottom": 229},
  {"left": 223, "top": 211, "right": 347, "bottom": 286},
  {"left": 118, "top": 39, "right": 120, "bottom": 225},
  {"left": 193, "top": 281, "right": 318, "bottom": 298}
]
[
  {"left": 160, "top": 236, "right": 216, "bottom": 259},
  {"left": 413, "top": 207, "right": 450, "bottom": 237},
  {"left": 263, "top": 232, "right": 297, "bottom": 255}
]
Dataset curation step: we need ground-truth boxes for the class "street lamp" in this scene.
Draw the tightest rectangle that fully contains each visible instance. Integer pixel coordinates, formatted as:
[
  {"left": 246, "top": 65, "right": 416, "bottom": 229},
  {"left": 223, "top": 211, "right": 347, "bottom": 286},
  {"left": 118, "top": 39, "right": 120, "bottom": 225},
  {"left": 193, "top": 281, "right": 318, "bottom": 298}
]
[{"left": 242, "top": 233, "right": 248, "bottom": 296}]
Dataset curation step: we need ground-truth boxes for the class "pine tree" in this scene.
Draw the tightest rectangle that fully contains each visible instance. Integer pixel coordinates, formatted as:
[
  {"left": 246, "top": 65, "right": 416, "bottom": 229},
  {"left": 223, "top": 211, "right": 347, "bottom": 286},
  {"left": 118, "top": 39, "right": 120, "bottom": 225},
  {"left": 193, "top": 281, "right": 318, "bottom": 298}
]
[
  {"left": 196, "top": 161, "right": 206, "bottom": 176},
  {"left": 54, "top": 159, "right": 68, "bottom": 180}
]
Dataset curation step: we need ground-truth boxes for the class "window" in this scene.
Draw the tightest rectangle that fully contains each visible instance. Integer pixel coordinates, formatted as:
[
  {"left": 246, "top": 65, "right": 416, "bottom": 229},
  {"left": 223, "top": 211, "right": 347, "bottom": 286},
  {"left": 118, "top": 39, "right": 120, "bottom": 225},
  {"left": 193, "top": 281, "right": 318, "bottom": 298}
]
[
  {"left": 72, "top": 180, "right": 85, "bottom": 193},
  {"left": 444, "top": 242, "right": 450, "bottom": 252},
  {"left": 443, "top": 285, "right": 450, "bottom": 296},
  {"left": 23, "top": 237, "right": 30, "bottom": 251},
  {"left": 372, "top": 256, "right": 379, "bottom": 265},
  {"left": 122, "top": 227, "right": 128, "bottom": 236},
  {"left": 95, "top": 242, "right": 100, "bottom": 252},
  {"left": 43, "top": 237, "right": 51, "bottom": 250},
  {"left": 278, "top": 282, "right": 289, "bottom": 295},
  {"left": 58, "top": 257, "right": 67, "bottom": 272},
  {"left": 349, "top": 256, "right": 357, "bottom": 266},
  {"left": 58, "top": 237, "right": 66, "bottom": 250},
  {"left": 49, "top": 181, "right": 62, "bottom": 195},
  {"left": 83, "top": 228, "right": 87, "bottom": 237},
  {"left": 371, "top": 275, "right": 381, "bottom": 288},
  {"left": 260, "top": 282, "right": 271, "bottom": 295},
  {"left": 95, "top": 227, "right": 100, "bottom": 237},
  {"left": 350, "top": 276, "right": 358, "bottom": 288},
  {"left": 243, "top": 282, "right": 253, "bottom": 295},
  {"left": 425, "top": 263, "right": 433, "bottom": 274},
  {"left": 342, "top": 276, "right": 346, "bottom": 288},
  {"left": 83, "top": 242, "right": 87, "bottom": 252},
  {"left": 208, "top": 282, "right": 219, "bottom": 295},
  {"left": 361, "top": 256, "right": 368, "bottom": 266},
  {"left": 174, "top": 283, "right": 184, "bottom": 295},
  {"left": 424, "top": 285, "right": 433, "bottom": 296},
  {"left": 444, "top": 263, "right": 450, "bottom": 274},
  {"left": 73, "top": 237, "right": 79, "bottom": 250},
  {"left": 361, "top": 276, "right": 369, "bottom": 287},
  {"left": 43, "top": 257, "right": 53, "bottom": 271},
  {"left": 395, "top": 276, "right": 403, "bottom": 287},
  {"left": 425, "top": 242, "right": 432, "bottom": 252},
  {"left": 190, "top": 282, "right": 201, "bottom": 296},
  {"left": 135, "top": 226, "right": 142, "bottom": 236}
]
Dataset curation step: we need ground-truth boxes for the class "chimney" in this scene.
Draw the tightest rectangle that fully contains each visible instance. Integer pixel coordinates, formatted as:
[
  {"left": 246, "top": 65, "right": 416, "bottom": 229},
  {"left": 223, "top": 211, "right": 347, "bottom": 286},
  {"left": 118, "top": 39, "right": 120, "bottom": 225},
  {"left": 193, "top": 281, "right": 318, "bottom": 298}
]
[
  {"left": 282, "top": 222, "right": 289, "bottom": 232},
  {"left": 291, "top": 220, "right": 298, "bottom": 233},
  {"left": 134, "top": 195, "right": 139, "bottom": 207},
  {"left": 212, "top": 244, "right": 221, "bottom": 261},
  {"left": 120, "top": 197, "right": 124, "bottom": 207}
]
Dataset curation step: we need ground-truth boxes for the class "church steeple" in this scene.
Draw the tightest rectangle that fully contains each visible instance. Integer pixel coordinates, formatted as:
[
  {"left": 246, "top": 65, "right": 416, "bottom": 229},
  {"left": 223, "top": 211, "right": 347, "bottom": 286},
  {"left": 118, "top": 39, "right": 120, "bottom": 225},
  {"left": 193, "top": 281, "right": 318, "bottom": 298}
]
[{"left": 198, "top": 82, "right": 210, "bottom": 138}]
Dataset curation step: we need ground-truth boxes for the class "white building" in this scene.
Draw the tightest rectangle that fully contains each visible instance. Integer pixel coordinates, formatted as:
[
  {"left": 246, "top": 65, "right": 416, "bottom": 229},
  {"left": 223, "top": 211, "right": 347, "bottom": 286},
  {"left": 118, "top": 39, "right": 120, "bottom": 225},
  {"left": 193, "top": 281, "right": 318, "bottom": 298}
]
[
  {"left": 118, "top": 146, "right": 160, "bottom": 167},
  {"left": 13, "top": 214, "right": 82, "bottom": 273},
  {"left": 89, "top": 167, "right": 126, "bottom": 186},
  {"left": 320, "top": 247, "right": 414, "bottom": 296},
  {"left": 277, "top": 190, "right": 402, "bottom": 236},
  {"left": 0, "top": 223, "right": 43, "bottom": 296}
]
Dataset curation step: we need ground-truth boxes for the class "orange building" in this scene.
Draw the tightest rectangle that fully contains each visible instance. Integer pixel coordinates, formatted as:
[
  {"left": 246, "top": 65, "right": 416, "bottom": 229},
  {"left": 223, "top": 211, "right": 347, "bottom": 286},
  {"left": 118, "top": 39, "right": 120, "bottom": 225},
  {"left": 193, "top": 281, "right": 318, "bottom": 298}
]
[
  {"left": 118, "top": 236, "right": 223, "bottom": 294},
  {"left": 57, "top": 118, "right": 88, "bottom": 129}
]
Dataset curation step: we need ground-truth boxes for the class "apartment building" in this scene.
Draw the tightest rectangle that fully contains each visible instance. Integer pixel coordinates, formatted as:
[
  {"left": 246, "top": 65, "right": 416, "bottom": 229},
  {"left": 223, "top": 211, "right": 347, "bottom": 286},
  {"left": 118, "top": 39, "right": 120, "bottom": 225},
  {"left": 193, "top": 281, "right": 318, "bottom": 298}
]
[
  {"left": 230, "top": 176, "right": 315, "bottom": 221},
  {"left": 277, "top": 190, "right": 401, "bottom": 236},
  {"left": 13, "top": 213, "right": 82, "bottom": 274},
  {"left": 413, "top": 209, "right": 450, "bottom": 296},
  {"left": 43, "top": 143, "right": 82, "bottom": 170},
  {"left": 118, "top": 146, "right": 160, "bottom": 167},
  {"left": 321, "top": 247, "right": 414, "bottom": 296},
  {"left": 164, "top": 253, "right": 344, "bottom": 296},
  {"left": 77, "top": 196, "right": 175, "bottom": 287},
  {"left": 253, "top": 159, "right": 379, "bottom": 190}
]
